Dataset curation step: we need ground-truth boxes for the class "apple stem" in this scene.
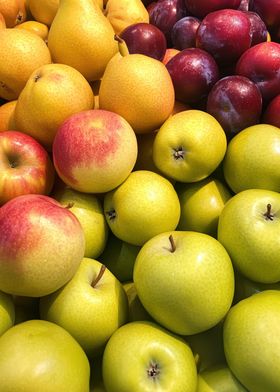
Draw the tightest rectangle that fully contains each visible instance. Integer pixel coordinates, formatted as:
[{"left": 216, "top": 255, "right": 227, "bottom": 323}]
[
  {"left": 169, "top": 235, "right": 176, "bottom": 252},
  {"left": 65, "top": 202, "right": 74, "bottom": 209},
  {"left": 264, "top": 203, "right": 274, "bottom": 221},
  {"left": 114, "top": 34, "right": 130, "bottom": 57},
  {"left": 91, "top": 264, "right": 106, "bottom": 288}
]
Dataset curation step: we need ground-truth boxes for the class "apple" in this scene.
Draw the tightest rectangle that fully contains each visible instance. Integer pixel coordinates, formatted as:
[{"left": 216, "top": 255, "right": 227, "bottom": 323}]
[
  {"left": 123, "top": 282, "right": 153, "bottom": 322},
  {"left": 171, "top": 16, "right": 201, "bottom": 50},
  {"left": 0, "top": 130, "right": 55, "bottom": 205},
  {"left": 119, "top": 22, "right": 167, "bottom": 61},
  {"left": 218, "top": 188, "right": 280, "bottom": 283},
  {"left": 235, "top": 42, "right": 280, "bottom": 102},
  {"left": 206, "top": 75, "right": 263, "bottom": 139},
  {"left": 244, "top": 10, "right": 268, "bottom": 46},
  {"left": 133, "top": 231, "right": 234, "bottom": 335},
  {"left": 184, "top": 0, "right": 242, "bottom": 18},
  {"left": 162, "top": 47, "right": 180, "bottom": 65},
  {"left": 166, "top": 48, "right": 219, "bottom": 104},
  {"left": 196, "top": 9, "right": 252, "bottom": 66},
  {"left": 197, "top": 364, "right": 248, "bottom": 391},
  {"left": 99, "top": 233, "right": 140, "bottom": 282},
  {"left": 223, "top": 124, "right": 280, "bottom": 193},
  {"left": 52, "top": 185, "right": 108, "bottom": 259},
  {"left": 0, "top": 319, "right": 90, "bottom": 391},
  {"left": 103, "top": 170, "right": 181, "bottom": 246},
  {"left": 223, "top": 290, "right": 280, "bottom": 391},
  {"left": 52, "top": 109, "right": 138, "bottom": 194},
  {"left": 0, "top": 194, "right": 85, "bottom": 297},
  {"left": 40, "top": 258, "right": 128, "bottom": 358},
  {"left": 0, "top": 291, "right": 14, "bottom": 337},
  {"left": 176, "top": 177, "right": 232, "bottom": 237},
  {"left": 262, "top": 94, "right": 280, "bottom": 128},
  {"left": 152, "top": 110, "right": 227, "bottom": 183},
  {"left": 102, "top": 320, "right": 198, "bottom": 392}
]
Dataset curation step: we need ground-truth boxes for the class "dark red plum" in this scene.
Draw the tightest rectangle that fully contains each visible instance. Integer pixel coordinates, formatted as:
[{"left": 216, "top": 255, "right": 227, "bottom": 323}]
[
  {"left": 236, "top": 42, "right": 280, "bottom": 102},
  {"left": 196, "top": 9, "right": 252, "bottom": 66},
  {"left": 184, "top": 0, "right": 241, "bottom": 18},
  {"left": 244, "top": 11, "right": 268, "bottom": 46},
  {"left": 249, "top": 0, "right": 280, "bottom": 34},
  {"left": 207, "top": 75, "right": 262, "bottom": 139},
  {"left": 166, "top": 47, "right": 219, "bottom": 104},
  {"left": 262, "top": 95, "right": 280, "bottom": 128},
  {"left": 148, "top": 0, "right": 187, "bottom": 46},
  {"left": 171, "top": 16, "right": 201, "bottom": 50},
  {"left": 119, "top": 23, "right": 167, "bottom": 61}
]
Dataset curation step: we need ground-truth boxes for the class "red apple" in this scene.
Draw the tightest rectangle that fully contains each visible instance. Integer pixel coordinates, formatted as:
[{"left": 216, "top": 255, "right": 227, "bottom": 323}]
[
  {"left": 0, "top": 194, "right": 85, "bottom": 297},
  {"left": 166, "top": 47, "right": 219, "bottom": 104},
  {"left": 171, "top": 16, "right": 201, "bottom": 50},
  {"left": 262, "top": 95, "right": 280, "bottom": 128},
  {"left": 52, "top": 109, "right": 138, "bottom": 194},
  {"left": 196, "top": 9, "right": 252, "bottom": 65},
  {"left": 207, "top": 75, "right": 263, "bottom": 139},
  {"left": 185, "top": 0, "right": 241, "bottom": 18},
  {"left": 119, "top": 23, "right": 167, "bottom": 61},
  {"left": 236, "top": 41, "right": 280, "bottom": 102},
  {"left": 0, "top": 131, "right": 55, "bottom": 205}
]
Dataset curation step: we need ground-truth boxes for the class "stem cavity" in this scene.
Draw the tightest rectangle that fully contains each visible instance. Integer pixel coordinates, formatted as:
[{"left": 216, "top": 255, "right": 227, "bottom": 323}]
[{"left": 147, "top": 362, "right": 160, "bottom": 380}]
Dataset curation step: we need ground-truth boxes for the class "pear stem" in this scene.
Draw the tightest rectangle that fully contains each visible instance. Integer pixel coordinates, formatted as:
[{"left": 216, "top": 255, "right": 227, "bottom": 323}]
[
  {"left": 114, "top": 34, "right": 130, "bottom": 57},
  {"left": 91, "top": 264, "right": 106, "bottom": 288},
  {"left": 264, "top": 203, "right": 274, "bottom": 221},
  {"left": 169, "top": 235, "right": 176, "bottom": 253},
  {"left": 65, "top": 202, "right": 74, "bottom": 209}
]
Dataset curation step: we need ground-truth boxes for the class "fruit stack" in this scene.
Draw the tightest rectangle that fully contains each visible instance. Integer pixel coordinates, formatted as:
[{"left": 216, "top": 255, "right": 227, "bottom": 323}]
[{"left": 0, "top": 0, "right": 279, "bottom": 391}]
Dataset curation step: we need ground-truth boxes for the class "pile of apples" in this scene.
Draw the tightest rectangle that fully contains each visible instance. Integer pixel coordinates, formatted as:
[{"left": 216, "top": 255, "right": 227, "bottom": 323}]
[{"left": 0, "top": 0, "right": 280, "bottom": 391}]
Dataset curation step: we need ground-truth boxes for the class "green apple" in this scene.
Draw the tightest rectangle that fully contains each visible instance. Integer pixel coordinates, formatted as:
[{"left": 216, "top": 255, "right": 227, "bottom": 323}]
[
  {"left": 152, "top": 110, "right": 227, "bottom": 183},
  {"left": 103, "top": 170, "right": 181, "bottom": 246},
  {"left": 223, "top": 123, "right": 280, "bottom": 193},
  {"left": 133, "top": 231, "right": 234, "bottom": 335},
  {"left": 197, "top": 364, "right": 247, "bottom": 392},
  {"left": 102, "top": 320, "right": 198, "bottom": 392},
  {"left": 123, "top": 281, "right": 153, "bottom": 322},
  {"left": 218, "top": 188, "right": 280, "bottom": 283},
  {"left": 53, "top": 186, "right": 108, "bottom": 259},
  {"left": 0, "top": 291, "right": 15, "bottom": 336},
  {"left": 99, "top": 233, "right": 140, "bottom": 282},
  {"left": 223, "top": 290, "right": 280, "bottom": 392},
  {"left": 176, "top": 177, "right": 232, "bottom": 237},
  {"left": 40, "top": 257, "right": 128, "bottom": 358},
  {"left": 0, "top": 319, "right": 90, "bottom": 391}
]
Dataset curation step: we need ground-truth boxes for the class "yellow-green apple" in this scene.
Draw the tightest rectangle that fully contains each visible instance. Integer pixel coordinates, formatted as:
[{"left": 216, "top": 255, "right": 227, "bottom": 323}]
[
  {"left": 53, "top": 185, "right": 108, "bottom": 259},
  {"left": 223, "top": 124, "right": 280, "bottom": 193},
  {"left": 102, "top": 320, "right": 198, "bottom": 392},
  {"left": 123, "top": 282, "right": 153, "bottom": 322},
  {"left": 40, "top": 258, "right": 128, "bottom": 358},
  {"left": 133, "top": 231, "right": 234, "bottom": 335},
  {"left": 103, "top": 170, "right": 181, "bottom": 246},
  {"left": 52, "top": 109, "right": 138, "bottom": 194},
  {"left": 0, "top": 291, "right": 15, "bottom": 336},
  {"left": 152, "top": 110, "right": 227, "bottom": 183},
  {"left": 0, "top": 319, "right": 90, "bottom": 391},
  {"left": 176, "top": 177, "right": 232, "bottom": 237},
  {"left": 0, "top": 194, "right": 85, "bottom": 297},
  {"left": 0, "top": 130, "right": 55, "bottom": 205},
  {"left": 99, "top": 233, "right": 140, "bottom": 282},
  {"left": 223, "top": 290, "right": 280, "bottom": 391},
  {"left": 197, "top": 364, "right": 248, "bottom": 392},
  {"left": 218, "top": 189, "right": 280, "bottom": 283}
]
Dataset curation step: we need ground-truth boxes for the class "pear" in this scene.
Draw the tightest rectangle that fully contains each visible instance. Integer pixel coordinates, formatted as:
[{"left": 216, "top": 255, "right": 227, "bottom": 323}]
[
  {"left": 28, "top": 0, "right": 60, "bottom": 26},
  {"left": 48, "top": 0, "right": 118, "bottom": 81},
  {"left": 0, "top": 0, "right": 26, "bottom": 28}
]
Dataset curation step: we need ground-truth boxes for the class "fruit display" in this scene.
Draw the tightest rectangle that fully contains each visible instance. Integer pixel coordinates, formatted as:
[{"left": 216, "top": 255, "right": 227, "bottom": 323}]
[{"left": 0, "top": 0, "right": 280, "bottom": 391}]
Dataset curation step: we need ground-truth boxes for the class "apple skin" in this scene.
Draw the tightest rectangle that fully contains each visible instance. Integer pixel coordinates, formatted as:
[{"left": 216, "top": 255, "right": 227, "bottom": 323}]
[
  {"left": 133, "top": 231, "right": 234, "bottom": 335},
  {"left": 185, "top": 0, "right": 241, "bottom": 18},
  {"left": 0, "top": 194, "right": 85, "bottom": 297},
  {"left": 196, "top": 9, "right": 251, "bottom": 66},
  {"left": 166, "top": 48, "right": 219, "bottom": 104},
  {"left": 218, "top": 189, "right": 280, "bottom": 283},
  {"left": 52, "top": 109, "right": 138, "bottom": 194},
  {"left": 223, "top": 290, "right": 280, "bottom": 392},
  {"left": 40, "top": 258, "right": 128, "bottom": 359},
  {"left": 235, "top": 42, "right": 280, "bottom": 102},
  {"left": 171, "top": 16, "right": 201, "bottom": 50},
  {"left": 102, "top": 320, "right": 198, "bottom": 392},
  {"left": 123, "top": 282, "right": 153, "bottom": 322},
  {"left": 0, "top": 291, "right": 15, "bottom": 337},
  {"left": 206, "top": 75, "right": 263, "bottom": 139},
  {"left": 223, "top": 124, "right": 280, "bottom": 193},
  {"left": 262, "top": 94, "right": 280, "bottom": 128},
  {"left": 0, "top": 130, "right": 55, "bottom": 205},
  {"left": 0, "top": 319, "right": 90, "bottom": 391}
]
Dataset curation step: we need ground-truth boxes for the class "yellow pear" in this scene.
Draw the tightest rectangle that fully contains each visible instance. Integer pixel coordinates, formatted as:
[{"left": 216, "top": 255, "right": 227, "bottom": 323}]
[
  {"left": 0, "top": 0, "right": 26, "bottom": 28},
  {"left": 0, "top": 100, "right": 17, "bottom": 131},
  {"left": 28, "top": 0, "right": 59, "bottom": 26},
  {"left": 48, "top": 0, "right": 118, "bottom": 81},
  {"left": 99, "top": 37, "right": 175, "bottom": 133},
  {"left": 0, "top": 28, "right": 51, "bottom": 101},
  {"left": 15, "top": 20, "right": 49, "bottom": 42},
  {"left": 105, "top": 0, "right": 149, "bottom": 35},
  {"left": 14, "top": 63, "right": 95, "bottom": 150}
]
